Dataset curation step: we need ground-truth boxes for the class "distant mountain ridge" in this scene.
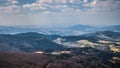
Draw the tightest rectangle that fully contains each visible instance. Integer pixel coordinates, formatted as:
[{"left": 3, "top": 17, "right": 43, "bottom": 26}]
[
  {"left": 0, "top": 25, "right": 120, "bottom": 36},
  {"left": 67, "top": 25, "right": 120, "bottom": 34},
  {"left": 68, "top": 24, "right": 95, "bottom": 30}
]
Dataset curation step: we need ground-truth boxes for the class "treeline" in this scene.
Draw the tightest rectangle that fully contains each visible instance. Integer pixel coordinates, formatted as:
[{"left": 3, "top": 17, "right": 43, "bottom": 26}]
[{"left": 0, "top": 51, "right": 119, "bottom": 68}]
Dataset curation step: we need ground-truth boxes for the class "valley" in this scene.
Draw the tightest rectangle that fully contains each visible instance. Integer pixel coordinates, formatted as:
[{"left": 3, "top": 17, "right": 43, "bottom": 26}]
[{"left": 0, "top": 26, "right": 120, "bottom": 68}]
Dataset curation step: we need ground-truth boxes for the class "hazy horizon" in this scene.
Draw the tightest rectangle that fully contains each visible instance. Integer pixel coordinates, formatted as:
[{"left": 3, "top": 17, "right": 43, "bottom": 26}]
[{"left": 0, "top": 23, "right": 120, "bottom": 28}]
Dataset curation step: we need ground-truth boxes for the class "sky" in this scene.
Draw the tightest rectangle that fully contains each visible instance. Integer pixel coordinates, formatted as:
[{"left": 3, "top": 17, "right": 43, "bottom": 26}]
[{"left": 0, "top": 0, "right": 120, "bottom": 27}]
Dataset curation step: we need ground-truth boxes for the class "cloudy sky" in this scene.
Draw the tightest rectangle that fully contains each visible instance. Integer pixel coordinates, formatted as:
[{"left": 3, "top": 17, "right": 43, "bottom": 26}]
[{"left": 0, "top": 0, "right": 120, "bottom": 27}]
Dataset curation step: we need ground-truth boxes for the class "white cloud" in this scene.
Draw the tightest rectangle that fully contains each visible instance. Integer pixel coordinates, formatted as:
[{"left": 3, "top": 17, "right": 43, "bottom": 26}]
[
  {"left": 93, "top": 0, "right": 119, "bottom": 14},
  {"left": 91, "top": 0, "right": 97, "bottom": 6},
  {"left": 0, "top": 0, "right": 18, "bottom": 6},
  {"left": 82, "top": 0, "right": 88, "bottom": 3},
  {"left": 9, "top": 0, "right": 18, "bottom": 5},
  {"left": 23, "top": 3, "right": 47, "bottom": 11},
  {"left": 0, "top": 0, "right": 20, "bottom": 14},
  {"left": 0, "top": 5, "right": 20, "bottom": 14},
  {"left": 82, "top": 0, "right": 96, "bottom": 7},
  {"left": 0, "top": 0, "right": 120, "bottom": 26},
  {"left": 0, "top": 0, "right": 119, "bottom": 14},
  {"left": 22, "top": 0, "right": 97, "bottom": 13}
]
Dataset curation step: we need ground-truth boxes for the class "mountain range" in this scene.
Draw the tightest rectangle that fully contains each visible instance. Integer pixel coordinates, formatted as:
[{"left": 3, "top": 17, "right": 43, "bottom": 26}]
[
  {"left": 0, "top": 25, "right": 120, "bottom": 36},
  {"left": 0, "top": 31, "right": 120, "bottom": 52},
  {"left": 0, "top": 26, "right": 120, "bottom": 68},
  {"left": 0, "top": 32, "right": 65, "bottom": 52}
]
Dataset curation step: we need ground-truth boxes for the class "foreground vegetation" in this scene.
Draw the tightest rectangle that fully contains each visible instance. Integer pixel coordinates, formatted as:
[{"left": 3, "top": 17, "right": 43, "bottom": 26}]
[{"left": 0, "top": 47, "right": 120, "bottom": 68}]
